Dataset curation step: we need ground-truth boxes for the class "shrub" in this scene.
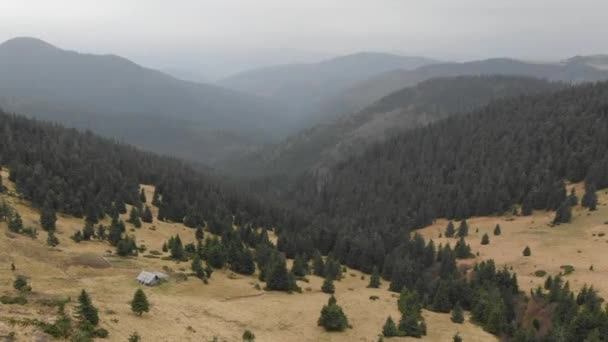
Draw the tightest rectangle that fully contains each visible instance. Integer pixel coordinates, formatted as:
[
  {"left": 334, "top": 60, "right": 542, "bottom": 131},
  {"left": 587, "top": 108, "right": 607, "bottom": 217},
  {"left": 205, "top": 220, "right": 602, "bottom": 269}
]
[
  {"left": 0, "top": 295, "right": 27, "bottom": 305},
  {"left": 560, "top": 265, "right": 575, "bottom": 275}
]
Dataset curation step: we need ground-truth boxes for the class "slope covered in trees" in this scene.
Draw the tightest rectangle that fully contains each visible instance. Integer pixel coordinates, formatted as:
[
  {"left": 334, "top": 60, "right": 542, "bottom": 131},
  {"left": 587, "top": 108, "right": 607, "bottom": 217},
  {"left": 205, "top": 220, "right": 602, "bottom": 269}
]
[
  {"left": 222, "top": 76, "right": 564, "bottom": 181},
  {"left": 0, "top": 109, "right": 294, "bottom": 231},
  {"left": 0, "top": 37, "right": 290, "bottom": 164},
  {"left": 276, "top": 81, "right": 608, "bottom": 270},
  {"left": 319, "top": 57, "right": 608, "bottom": 120}
]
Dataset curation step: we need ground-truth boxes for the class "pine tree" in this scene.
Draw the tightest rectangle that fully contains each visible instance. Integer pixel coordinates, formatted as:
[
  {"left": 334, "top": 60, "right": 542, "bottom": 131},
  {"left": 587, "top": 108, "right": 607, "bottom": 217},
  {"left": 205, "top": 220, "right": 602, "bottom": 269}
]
[
  {"left": 582, "top": 183, "right": 598, "bottom": 211},
  {"left": 457, "top": 220, "right": 469, "bottom": 238},
  {"left": 493, "top": 224, "right": 501, "bottom": 236},
  {"left": 139, "top": 189, "right": 147, "bottom": 203},
  {"left": 195, "top": 225, "right": 204, "bottom": 241},
  {"left": 128, "top": 332, "right": 142, "bottom": 342},
  {"left": 318, "top": 296, "right": 349, "bottom": 332},
  {"left": 82, "top": 222, "right": 95, "bottom": 240},
  {"left": 128, "top": 207, "right": 142, "bottom": 228},
  {"left": 291, "top": 254, "right": 307, "bottom": 277},
  {"left": 191, "top": 254, "right": 206, "bottom": 280},
  {"left": 151, "top": 189, "right": 161, "bottom": 207},
  {"left": 242, "top": 330, "right": 256, "bottom": 342},
  {"left": 454, "top": 237, "right": 472, "bottom": 259},
  {"left": 568, "top": 188, "right": 578, "bottom": 206},
  {"left": 451, "top": 302, "right": 465, "bottom": 323},
  {"left": 445, "top": 221, "right": 456, "bottom": 238},
  {"left": 325, "top": 256, "right": 342, "bottom": 281},
  {"left": 322, "top": 275, "right": 335, "bottom": 294},
  {"left": 170, "top": 234, "right": 185, "bottom": 260},
  {"left": 312, "top": 250, "right": 325, "bottom": 276},
  {"left": 382, "top": 316, "right": 399, "bottom": 337},
  {"left": 481, "top": 233, "right": 490, "bottom": 245},
  {"left": 398, "top": 313, "right": 424, "bottom": 337},
  {"left": 553, "top": 200, "right": 572, "bottom": 224},
  {"left": 131, "top": 288, "right": 150, "bottom": 316},
  {"left": 265, "top": 253, "right": 291, "bottom": 291},
  {"left": 368, "top": 265, "right": 381, "bottom": 288},
  {"left": 40, "top": 205, "right": 57, "bottom": 231},
  {"left": 8, "top": 212, "right": 23, "bottom": 233},
  {"left": 432, "top": 282, "right": 452, "bottom": 313},
  {"left": 13, "top": 275, "right": 31, "bottom": 292},
  {"left": 76, "top": 289, "right": 99, "bottom": 326},
  {"left": 141, "top": 205, "right": 153, "bottom": 223},
  {"left": 47, "top": 230, "right": 60, "bottom": 247},
  {"left": 523, "top": 246, "right": 531, "bottom": 256}
]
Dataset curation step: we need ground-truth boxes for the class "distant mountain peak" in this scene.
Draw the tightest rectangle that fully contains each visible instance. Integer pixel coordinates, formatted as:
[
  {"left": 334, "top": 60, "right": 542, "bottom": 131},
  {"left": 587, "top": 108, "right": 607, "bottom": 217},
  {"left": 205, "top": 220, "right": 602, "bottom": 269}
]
[{"left": 0, "top": 37, "right": 58, "bottom": 51}]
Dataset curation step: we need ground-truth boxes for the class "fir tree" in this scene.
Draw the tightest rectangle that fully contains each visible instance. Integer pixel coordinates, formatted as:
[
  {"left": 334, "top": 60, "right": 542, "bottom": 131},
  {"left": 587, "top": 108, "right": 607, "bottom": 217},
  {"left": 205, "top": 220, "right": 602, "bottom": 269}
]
[
  {"left": 242, "top": 330, "right": 256, "bottom": 342},
  {"left": 582, "top": 183, "right": 598, "bottom": 211},
  {"left": 291, "top": 254, "right": 307, "bottom": 277},
  {"left": 493, "top": 224, "right": 501, "bottom": 236},
  {"left": 139, "top": 189, "right": 147, "bottom": 204},
  {"left": 131, "top": 288, "right": 150, "bottom": 316},
  {"left": 13, "top": 275, "right": 31, "bottom": 292},
  {"left": 568, "top": 188, "right": 578, "bottom": 206},
  {"left": 40, "top": 205, "right": 57, "bottom": 231},
  {"left": 454, "top": 237, "right": 472, "bottom": 259},
  {"left": 191, "top": 254, "right": 206, "bottom": 280},
  {"left": 457, "top": 220, "right": 469, "bottom": 238},
  {"left": 481, "top": 233, "right": 490, "bottom": 245},
  {"left": 312, "top": 250, "right": 325, "bottom": 276},
  {"left": 265, "top": 254, "right": 291, "bottom": 291},
  {"left": 195, "top": 225, "right": 204, "bottom": 241},
  {"left": 8, "top": 212, "right": 23, "bottom": 233},
  {"left": 553, "top": 200, "right": 572, "bottom": 224},
  {"left": 368, "top": 265, "right": 381, "bottom": 288},
  {"left": 141, "top": 205, "right": 153, "bottom": 223},
  {"left": 432, "top": 282, "right": 452, "bottom": 313},
  {"left": 76, "top": 289, "right": 99, "bottom": 326},
  {"left": 47, "top": 230, "right": 60, "bottom": 247},
  {"left": 318, "top": 296, "right": 349, "bottom": 332},
  {"left": 82, "top": 222, "right": 95, "bottom": 240},
  {"left": 382, "top": 316, "right": 399, "bottom": 337},
  {"left": 128, "top": 207, "right": 142, "bottom": 228},
  {"left": 128, "top": 332, "right": 142, "bottom": 342},
  {"left": 445, "top": 221, "right": 456, "bottom": 238},
  {"left": 170, "top": 234, "right": 185, "bottom": 260},
  {"left": 321, "top": 275, "right": 335, "bottom": 294},
  {"left": 451, "top": 302, "right": 465, "bottom": 323},
  {"left": 523, "top": 246, "right": 531, "bottom": 256}
]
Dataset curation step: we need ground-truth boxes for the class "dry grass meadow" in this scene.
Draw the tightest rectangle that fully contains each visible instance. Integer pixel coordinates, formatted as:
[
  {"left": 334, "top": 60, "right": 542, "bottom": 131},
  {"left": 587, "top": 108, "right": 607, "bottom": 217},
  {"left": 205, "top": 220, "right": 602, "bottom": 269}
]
[{"left": 5, "top": 170, "right": 606, "bottom": 341}]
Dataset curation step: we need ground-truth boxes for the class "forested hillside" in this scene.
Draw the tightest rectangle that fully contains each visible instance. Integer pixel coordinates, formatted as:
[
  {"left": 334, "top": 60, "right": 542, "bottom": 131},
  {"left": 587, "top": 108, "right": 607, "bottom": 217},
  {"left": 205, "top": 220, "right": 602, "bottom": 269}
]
[
  {"left": 277, "top": 81, "right": 608, "bottom": 266},
  {"left": 319, "top": 57, "right": 608, "bottom": 120},
  {"left": 222, "top": 76, "right": 564, "bottom": 181},
  {"left": 0, "top": 110, "right": 294, "bottom": 232},
  {"left": 0, "top": 37, "right": 290, "bottom": 164}
]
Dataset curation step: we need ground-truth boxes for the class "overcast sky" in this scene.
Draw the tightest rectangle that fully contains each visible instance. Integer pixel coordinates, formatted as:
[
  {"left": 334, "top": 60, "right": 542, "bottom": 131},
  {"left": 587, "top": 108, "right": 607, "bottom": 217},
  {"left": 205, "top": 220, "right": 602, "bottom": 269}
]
[{"left": 1, "top": 0, "right": 607, "bottom": 78}]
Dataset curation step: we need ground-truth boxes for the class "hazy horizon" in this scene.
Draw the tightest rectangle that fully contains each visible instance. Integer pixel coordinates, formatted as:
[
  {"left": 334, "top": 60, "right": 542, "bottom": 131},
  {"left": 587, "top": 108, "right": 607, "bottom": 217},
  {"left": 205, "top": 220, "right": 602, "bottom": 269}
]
[{"left": 2, "top": 0, "right": 607, "bottom": 79}]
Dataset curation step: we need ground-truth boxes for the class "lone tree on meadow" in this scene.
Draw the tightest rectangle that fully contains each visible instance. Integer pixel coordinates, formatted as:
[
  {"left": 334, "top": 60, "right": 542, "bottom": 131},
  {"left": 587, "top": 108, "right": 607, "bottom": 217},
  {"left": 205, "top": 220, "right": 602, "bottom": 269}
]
[
  {"left": 368, "top": 265, "right": 381, "bottom": 288},
  {"left": 523, "top": 246, "right": 532, "bottom": 257},
  {"left": 131, "top": 288, "right": 150, "bottom": 316},
  {"left": 321, "top": 275, "right": 335, "bottom": 294},
  {"left": 318, "top": 296, "right": 350, "bottom": 332},
  {"left": 13, "top": 275, "right": 31, "bottom": 292},
  {"left": 76, "top": 289, "right": 99, "bottom": 326},
  {"left": 493, "top": 224, "right": 501, "bottom": 236},
  {"left": 242, "top": 330, "right": 256, "bottom": 342},
  {"left": 481, "top": 233, "right": 490, "bottom": 245}
]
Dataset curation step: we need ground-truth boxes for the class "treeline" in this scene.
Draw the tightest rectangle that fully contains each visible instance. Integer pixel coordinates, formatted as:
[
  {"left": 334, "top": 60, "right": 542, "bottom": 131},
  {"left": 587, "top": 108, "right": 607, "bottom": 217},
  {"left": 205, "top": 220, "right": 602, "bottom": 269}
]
[
  {"left": 278, "top": 81, "right": 608, "bottom": 271},
  {"left": 0, "top": 110, "right": 300, "bottom": 234}
]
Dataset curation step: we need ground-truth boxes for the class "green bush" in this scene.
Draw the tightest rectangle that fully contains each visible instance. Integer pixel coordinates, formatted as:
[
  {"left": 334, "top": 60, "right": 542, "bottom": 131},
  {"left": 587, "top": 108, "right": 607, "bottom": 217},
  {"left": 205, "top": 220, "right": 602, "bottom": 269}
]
[{"left": 0, "top": 295, "right": 27, "bottom": 305}]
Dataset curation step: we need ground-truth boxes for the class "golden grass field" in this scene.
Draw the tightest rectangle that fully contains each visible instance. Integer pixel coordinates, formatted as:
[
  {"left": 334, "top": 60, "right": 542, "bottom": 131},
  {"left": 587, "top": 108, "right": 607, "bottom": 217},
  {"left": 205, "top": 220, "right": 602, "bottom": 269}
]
[{"left": 2, "top": 169, "right": 605, "bottom": 341}]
